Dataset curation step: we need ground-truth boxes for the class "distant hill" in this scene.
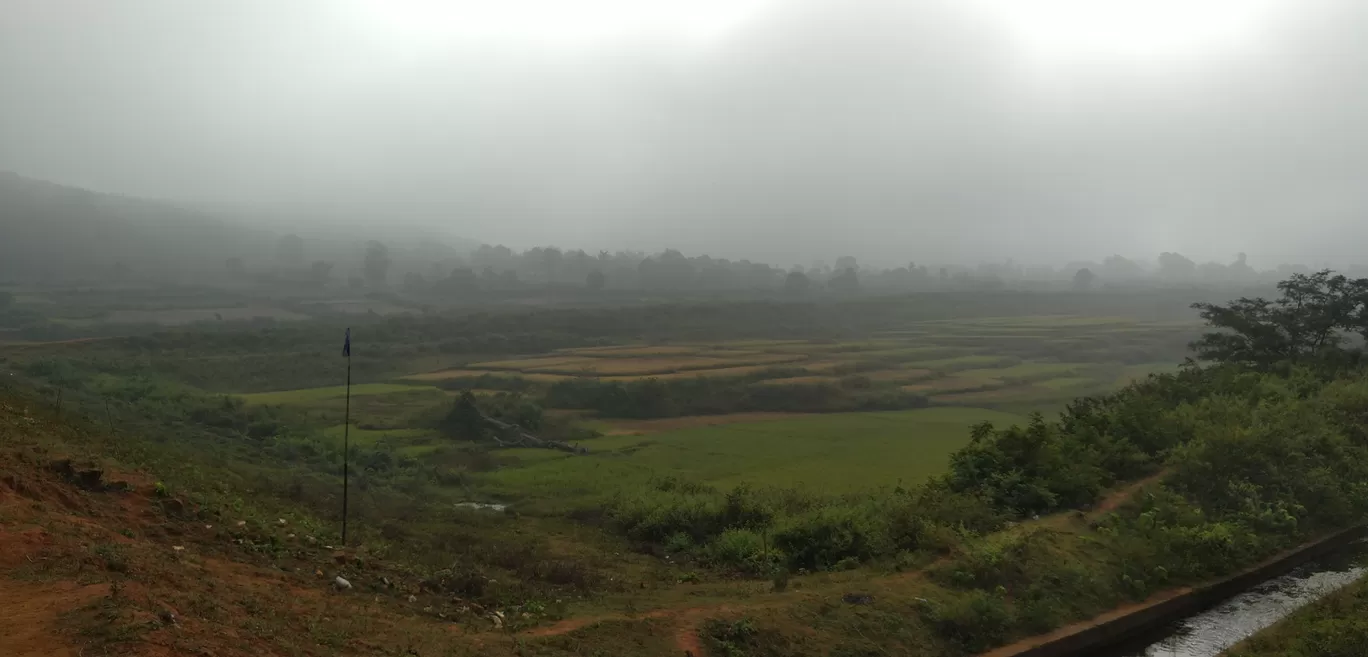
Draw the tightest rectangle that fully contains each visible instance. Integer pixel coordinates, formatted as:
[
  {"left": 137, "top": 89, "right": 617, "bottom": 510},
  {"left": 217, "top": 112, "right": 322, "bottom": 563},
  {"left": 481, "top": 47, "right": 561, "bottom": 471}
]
[{"left": 0, "top": 172, "right": 276, "bottom": 281}]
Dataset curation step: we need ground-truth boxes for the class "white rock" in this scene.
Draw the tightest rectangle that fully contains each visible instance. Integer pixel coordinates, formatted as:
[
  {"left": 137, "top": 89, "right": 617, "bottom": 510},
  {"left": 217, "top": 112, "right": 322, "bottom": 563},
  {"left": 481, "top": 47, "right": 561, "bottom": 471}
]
[
  {"left": 408, "top": 595, "right": 418, "bottom": 603},
  {"left": 334, "top": 576, "right": 352, "bottom": 590}
]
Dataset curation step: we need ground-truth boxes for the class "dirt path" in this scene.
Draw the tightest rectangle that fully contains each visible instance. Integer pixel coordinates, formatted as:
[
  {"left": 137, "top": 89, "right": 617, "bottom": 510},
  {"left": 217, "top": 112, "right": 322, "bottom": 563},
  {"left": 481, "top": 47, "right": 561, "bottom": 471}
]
[
  {"left": 1092, "top": 471, "right": 1165, "bottom": 516},
  {"left": 523, "top": 605, "right": 733, "bottom": 654}
]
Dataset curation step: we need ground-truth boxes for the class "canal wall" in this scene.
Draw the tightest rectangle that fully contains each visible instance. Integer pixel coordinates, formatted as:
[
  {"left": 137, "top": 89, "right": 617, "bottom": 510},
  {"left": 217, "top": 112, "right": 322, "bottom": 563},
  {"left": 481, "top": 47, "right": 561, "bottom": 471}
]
[{"left": 983, "top": 524, "right": 1368, "bottom": 657}]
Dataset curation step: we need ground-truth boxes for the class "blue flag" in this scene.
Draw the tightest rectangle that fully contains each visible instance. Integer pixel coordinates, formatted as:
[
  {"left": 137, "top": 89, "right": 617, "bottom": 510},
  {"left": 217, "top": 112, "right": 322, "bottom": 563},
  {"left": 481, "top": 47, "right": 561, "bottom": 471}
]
[{"left": 342, "top": 328, "right": 351, "bottom": 358}]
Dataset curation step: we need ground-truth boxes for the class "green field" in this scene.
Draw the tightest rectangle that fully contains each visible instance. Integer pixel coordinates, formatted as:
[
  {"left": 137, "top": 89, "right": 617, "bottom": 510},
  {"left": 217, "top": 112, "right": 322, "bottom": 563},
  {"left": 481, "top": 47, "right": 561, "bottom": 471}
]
[
  {"left": 400, "top": 315, "right": 1198, "bottom": 415},
  {"left": 476, "top": 407, "right": 1023, "bottom": 509}
]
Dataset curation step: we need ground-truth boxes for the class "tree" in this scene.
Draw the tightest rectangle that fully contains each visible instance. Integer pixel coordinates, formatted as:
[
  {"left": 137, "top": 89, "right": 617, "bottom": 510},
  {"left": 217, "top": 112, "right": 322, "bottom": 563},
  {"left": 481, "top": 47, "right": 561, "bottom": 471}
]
[
  {"left": 441, "top": 267, "right": 479, "bottom": 293},
  {"left": 835, "top": 255, "right": 859, "bottom": 272},
  {"left": 1191, "top": 270, "right": 1368, "bottom": 369},
  {"left": 276, "top": 234, "right": 305, "bottom": 266},
  {"left": 1072, "top": 268, "right": 1096, "bottom": 290},
  {"left": 784, "top": 271, "right": 811, "bottom": 293},
  {"left": 828, "top": 268, "right": 859, "bottom": 293},
  {"left": 1157, "top": 252, "right": 1196, "bottom": 280},
  {"left": 586, "top": 270, "right": 606, "bottom": 291},
  {"left": 1101, "top": 255, "right": 1144, "bottom": 280},
  {"left": 363, "top": 241, "right": 390, "bottom": 286},
  {"left": 439, "top": 392, "right": 485, "bottom": 440},
  {"left": 1228, "top": 252, "right": 1256, "bottom": 281}
]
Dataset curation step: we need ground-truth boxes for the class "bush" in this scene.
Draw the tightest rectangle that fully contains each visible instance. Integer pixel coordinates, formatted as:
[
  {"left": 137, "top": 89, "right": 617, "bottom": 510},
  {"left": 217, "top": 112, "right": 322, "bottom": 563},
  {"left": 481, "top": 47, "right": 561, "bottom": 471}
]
[
  {"left": 920, "top": 590, "right": 1014, "bottom": 654},
  {"left": 773, "top": 505, "right": 887, "bottom": 572},
  {"left": 707, "top": 529, "right": 772, "bottom": 573}
]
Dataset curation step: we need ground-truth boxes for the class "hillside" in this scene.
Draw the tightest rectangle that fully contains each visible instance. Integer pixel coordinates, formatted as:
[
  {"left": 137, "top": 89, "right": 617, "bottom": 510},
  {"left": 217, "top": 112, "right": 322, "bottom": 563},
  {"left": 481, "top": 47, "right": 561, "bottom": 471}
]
[
  {"left": 0, "top": 392, "right": 497, "bottom": 657},
  {"left": 0, "top": 172, "right": 275, "bottom": 280}
]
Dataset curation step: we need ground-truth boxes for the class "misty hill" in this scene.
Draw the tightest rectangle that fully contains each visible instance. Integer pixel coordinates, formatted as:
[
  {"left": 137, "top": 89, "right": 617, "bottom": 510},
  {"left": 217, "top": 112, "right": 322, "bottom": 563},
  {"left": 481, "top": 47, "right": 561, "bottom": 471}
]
[{"left": 0, "top": 171, "right": 277, "bottom": 281}]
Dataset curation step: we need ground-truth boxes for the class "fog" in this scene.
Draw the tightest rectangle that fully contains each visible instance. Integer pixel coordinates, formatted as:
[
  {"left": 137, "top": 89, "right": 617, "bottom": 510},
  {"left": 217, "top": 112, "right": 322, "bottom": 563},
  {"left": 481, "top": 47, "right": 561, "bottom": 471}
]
[{"left": 3, "top": 0, "right": 1367, "bottom": 267}]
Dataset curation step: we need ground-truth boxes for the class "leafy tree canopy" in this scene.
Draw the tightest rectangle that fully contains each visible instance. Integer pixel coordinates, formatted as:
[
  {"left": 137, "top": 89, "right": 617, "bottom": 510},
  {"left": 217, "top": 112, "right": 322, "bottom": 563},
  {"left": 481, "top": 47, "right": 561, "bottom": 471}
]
[{"left": 1191, "top": 270, "right": 1368, "bottom": 369}]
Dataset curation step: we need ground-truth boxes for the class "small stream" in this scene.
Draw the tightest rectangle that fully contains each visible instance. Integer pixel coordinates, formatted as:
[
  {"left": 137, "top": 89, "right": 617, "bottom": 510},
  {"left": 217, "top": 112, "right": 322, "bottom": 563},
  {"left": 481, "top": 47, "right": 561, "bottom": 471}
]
[{"left": 1099, "top": 540, "right": 1368, "bottom": 657}]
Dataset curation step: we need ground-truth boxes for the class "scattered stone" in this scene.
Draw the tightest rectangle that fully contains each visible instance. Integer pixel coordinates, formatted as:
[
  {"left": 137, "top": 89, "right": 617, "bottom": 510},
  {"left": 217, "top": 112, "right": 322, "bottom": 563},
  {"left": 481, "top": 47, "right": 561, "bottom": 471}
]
[
  {"left": 315, "top": 569, "right": 324, "bottom": 577},
  {"left": 408, "top": 595, "right": 418, "bottom": 603},
  {"left": 842, "top": 593, "right": 874, "bottom": 605},
  {"left": 158, "top": 609, "right": 178, "bottom": 625},
  {"left": 204, "top": 524, "right": 213, "bottom": 530},
  {"left": 334, "top": 576, "right": 352, "bottom": 590},
  {"left": 172, "top": 546, "right": 185, "bottom": 552},
  {"left": 287, "top": 534, "right": 295, "bottom": 540},
  {"left": 1032, "top": 514, "right": 1041, "bottom": 521},
  {"left": 277, "top": 518, "right": 287, "bottom": 526},
  {"left": 423, "top": 606, "right": 433, "bottom": 613},
  {"left": 490, "top": 615, "right": 503, "bottom": 629},
  {"left": 382, "top": 576, "right": 392, "bottom": 588},
  {"left": 236, "top": 520, "right": 247, "bottom": 527}
]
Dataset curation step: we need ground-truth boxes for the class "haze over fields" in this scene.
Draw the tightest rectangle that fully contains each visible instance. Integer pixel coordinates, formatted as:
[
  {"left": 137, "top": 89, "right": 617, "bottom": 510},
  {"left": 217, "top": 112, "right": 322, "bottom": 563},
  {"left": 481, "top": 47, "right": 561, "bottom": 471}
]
[{"left": 4, "top": 0, "right": 1368, "bottom": 267}]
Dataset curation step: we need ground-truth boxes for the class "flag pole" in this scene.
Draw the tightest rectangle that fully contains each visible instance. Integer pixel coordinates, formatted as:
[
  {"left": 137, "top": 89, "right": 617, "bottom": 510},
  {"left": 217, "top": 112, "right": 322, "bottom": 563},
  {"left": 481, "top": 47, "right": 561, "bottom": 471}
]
[{"left": 342, "top": 328, "right": 351, "bottom": 546}]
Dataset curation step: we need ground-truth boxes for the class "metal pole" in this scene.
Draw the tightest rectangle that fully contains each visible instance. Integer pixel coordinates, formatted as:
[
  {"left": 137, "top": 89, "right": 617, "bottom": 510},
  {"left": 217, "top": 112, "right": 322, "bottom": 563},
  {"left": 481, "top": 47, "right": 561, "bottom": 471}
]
[{"left": 343, "top": 348, "right": 351, "bottom": 546}]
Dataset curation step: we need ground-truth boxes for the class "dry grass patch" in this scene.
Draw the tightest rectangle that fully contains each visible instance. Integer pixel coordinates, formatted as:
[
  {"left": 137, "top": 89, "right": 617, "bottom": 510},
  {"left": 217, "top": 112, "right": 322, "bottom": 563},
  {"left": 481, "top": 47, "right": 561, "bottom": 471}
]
[
  {"left": 865, "top": 368, "right": 935, "bottom": 383},
  {"left": 752, "top": 376, "right": 839, "bottom": 386},
  {"left": 468, "top": 356, "right": 599, "bottom": 371},
  {"left": 403, "top": 369, "right": 575, "bottom": 383},
  {"left": 561, "top": 345, "right": 702, "bottom": 357},
  {"left": 600, "top": 364, "right": 782, "bottom": 381},
  {"left": 798, "top": 360, "right": 860, "bottom": 373}
]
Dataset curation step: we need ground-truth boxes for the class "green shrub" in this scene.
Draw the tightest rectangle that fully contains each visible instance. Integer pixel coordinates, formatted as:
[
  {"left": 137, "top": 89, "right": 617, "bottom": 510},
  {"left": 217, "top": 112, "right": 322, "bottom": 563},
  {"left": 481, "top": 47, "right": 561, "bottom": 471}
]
[{"left": 773, "top": 505, "right": 886, "bottom": 572}]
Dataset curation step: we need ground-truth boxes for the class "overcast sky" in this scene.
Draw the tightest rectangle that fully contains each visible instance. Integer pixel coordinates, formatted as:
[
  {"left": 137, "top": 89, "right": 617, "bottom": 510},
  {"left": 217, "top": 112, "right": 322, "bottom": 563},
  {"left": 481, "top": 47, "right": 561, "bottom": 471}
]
[{"left": 3, "top": 0, "right": 1367, "bottom": 267}]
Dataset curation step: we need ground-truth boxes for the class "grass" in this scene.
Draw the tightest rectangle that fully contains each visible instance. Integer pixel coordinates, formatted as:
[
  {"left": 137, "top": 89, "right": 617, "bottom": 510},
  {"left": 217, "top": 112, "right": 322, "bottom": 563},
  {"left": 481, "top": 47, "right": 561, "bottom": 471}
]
[
  {"left": 1038, "top": 376, "right": 1099, "bottom": 390},
  {"left": 913, "top": 355, "right": 1020, "bottom": 372},
  {"left": 319, "top": 425, "right": 430, "bottom": 447},
  {"left": 476, "top": 407, "right": 1025, "bottom": 509},
  {"left": 238, "top": 383, "right": 430, "bottom": 405}
]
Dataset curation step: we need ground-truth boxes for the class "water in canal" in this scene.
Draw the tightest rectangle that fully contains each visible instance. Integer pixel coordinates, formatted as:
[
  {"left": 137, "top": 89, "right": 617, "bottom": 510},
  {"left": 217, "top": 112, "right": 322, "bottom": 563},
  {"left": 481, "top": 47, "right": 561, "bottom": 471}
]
[{"left": 1102, "top": 540, "right": 1368, "bottom": 657}]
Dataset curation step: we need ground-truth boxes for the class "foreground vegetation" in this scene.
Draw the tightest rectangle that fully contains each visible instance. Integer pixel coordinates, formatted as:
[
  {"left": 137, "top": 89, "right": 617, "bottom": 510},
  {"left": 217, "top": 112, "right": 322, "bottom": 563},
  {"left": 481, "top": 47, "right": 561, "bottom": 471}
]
[{"left": 5, "top": 272, "right": 1368, "bottom": 656}]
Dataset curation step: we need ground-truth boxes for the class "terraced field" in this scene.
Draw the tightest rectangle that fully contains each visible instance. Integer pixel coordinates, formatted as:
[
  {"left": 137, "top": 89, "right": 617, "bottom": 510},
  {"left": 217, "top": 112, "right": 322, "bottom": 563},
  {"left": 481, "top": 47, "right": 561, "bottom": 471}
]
[{"left": 399, "top": 315, "right": 1195, "bottom": 410}]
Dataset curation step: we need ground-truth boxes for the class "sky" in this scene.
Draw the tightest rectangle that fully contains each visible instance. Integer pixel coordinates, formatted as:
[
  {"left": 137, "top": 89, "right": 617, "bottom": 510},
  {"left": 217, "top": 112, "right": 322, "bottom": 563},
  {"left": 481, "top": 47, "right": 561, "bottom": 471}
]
[{"left": 2, "top": 0, "right": 1367, "bottom": 267}]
